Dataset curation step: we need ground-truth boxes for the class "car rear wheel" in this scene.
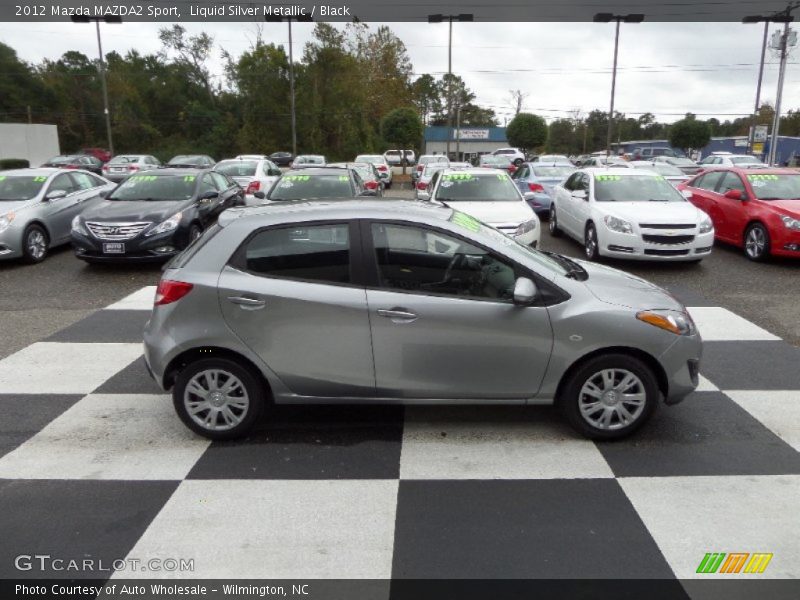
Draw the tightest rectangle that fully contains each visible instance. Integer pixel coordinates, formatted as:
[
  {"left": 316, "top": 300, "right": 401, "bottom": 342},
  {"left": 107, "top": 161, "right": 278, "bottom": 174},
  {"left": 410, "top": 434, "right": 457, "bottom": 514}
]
[
  {"left": 549, "top": 206, "right": 562, "bottom": 237},
  {"left": 22, "top": 224, "right": 49, "bottom": 263},
  {"left": 514, "top": 158, "right": 524, "bottom": 166},
  {"left": 584, "top": 223, "right": 600, "bottom": 260},
  {"left": 173, "top": 358, "right": 265, "bottom": 440},
  {"left": 189, "top": 223, "right": 203, "bottom": 242},
  {"left": 559, "top": 354, "right": 659, "bottom": 440},
  {"left": 744, "top": 223, "right": 770, "bottom": 261}
]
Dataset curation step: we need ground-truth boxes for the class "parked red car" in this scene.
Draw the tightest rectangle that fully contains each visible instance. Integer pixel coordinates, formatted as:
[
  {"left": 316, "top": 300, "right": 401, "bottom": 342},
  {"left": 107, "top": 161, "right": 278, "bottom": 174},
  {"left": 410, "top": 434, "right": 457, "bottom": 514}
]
[
  {"left": 677, "top": 167, "right": 800, "bottom": 261},
  {"left": 81, "top": 147, "right": 112, "bottom": 163}
]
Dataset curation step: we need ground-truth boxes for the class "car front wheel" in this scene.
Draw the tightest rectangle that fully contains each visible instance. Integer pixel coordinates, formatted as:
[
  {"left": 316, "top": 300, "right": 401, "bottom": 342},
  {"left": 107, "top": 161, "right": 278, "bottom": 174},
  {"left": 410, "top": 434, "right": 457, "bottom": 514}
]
[
  {"left": 22, "top": 224, "right": 49, "bottom": 263},
  {"left": 559, "top": 353, "right": 659, "bottom": 440},
  {"left": 173, "top": 357, "right": 265, "bottom": 440},
  {"left": 584, "top": 223, "right": 600, "bottom": 260},
  {"left": 549, "top": 206, "right": 562, "bottom": 237},
  {"left": 744, "top": 223, "right": 770, "bottom": 261}
]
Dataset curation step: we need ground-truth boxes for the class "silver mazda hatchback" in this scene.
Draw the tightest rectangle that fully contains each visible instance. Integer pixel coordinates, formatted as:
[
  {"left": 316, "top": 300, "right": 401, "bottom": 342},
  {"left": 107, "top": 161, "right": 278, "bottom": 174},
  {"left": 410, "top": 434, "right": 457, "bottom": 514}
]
[{"left": 143, "top": 200, "right": 702, "bottom": 440}]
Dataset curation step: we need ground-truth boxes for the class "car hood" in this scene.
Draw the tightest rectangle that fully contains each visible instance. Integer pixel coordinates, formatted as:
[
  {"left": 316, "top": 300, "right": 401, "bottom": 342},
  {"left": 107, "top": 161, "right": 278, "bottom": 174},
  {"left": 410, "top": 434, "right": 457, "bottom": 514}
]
[
  {"left": 766, "top": 199, "right": 800, "bottom": 218},
  {"left": 595, "top": 201, "right": 703, "bottom": 225},
  {"left": 443, "top": 200, "right": 535, "bottom": 224},
  {"left": 576, "top": 260, "right": 685, "bottom": 311},
  {"left": 0, "top": 199, "right": 37, "bottom": 214},
  {"left": 79, "top": 199, "right": 191, "bottom": 222}
]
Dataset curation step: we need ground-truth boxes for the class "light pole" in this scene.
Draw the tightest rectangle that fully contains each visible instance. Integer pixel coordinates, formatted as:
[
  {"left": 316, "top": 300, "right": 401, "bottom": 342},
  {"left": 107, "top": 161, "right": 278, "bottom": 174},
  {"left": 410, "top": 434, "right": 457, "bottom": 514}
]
[
  {"left": 428, "top": 13, "right": 473, "bottom": 159},
  {"left": 71, "top": 15, "right": 121, "bottom": 156},
  {"left": 593, "top": 13, "right": 644, "bottom": 157},
  {"left": 266, "top": 14, "right": 313, "bottom": 158}
]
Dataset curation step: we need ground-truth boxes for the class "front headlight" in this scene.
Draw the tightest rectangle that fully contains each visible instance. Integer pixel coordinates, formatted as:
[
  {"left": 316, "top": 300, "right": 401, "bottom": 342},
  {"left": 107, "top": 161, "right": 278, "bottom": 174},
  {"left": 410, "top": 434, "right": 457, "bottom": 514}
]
[
  {"left": 71, "top": 215, "right": 87, "bottom": 235},
  {"left": 145, "top": 212, "right": 183, "bottom": 237},
  {"left": 637, "top": 309, "right": 696, "bottom": 336},
  {"left": 698, "top": 216, "right": 714, "bottom": 234},
  {"left": 604, "top": 215, "right": 633, "bottom": 234},
  {"left": 515, "top": 219, "right": 538, "bottom": 236},
  {"left": 780, "top": 215, "right": 800, "bottom": 231},
  {"left": 0, "top": 211, "right": 16, "bottom": 233}
]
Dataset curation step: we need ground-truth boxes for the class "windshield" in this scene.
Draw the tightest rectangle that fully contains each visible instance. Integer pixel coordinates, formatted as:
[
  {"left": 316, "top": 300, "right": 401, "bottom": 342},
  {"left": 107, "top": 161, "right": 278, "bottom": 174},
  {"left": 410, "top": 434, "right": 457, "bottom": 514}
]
[
  {"left": 730, "top": 155, "right": 761, "bottom": 165},
  {"left": 532, "top": 166, "right": 575, "bottom": 178},
  {"left": 268, "top": 174, "right": 353, "bottom": 200},
  {"left": 669, "top": 157, "right": 695, "bottom": 166},
  {"left": 216, "top": 161, "right": 257, "bottom": 177},
  {"left": 747, "top": 173, "right": 800, "bottom": 200},
  {"left": 448, "top": 209, "right": 568, "bottom": 276},
  {"left": 435, "top": 172, "right": 521, "bottom": 202},
  {"left": 481, "top": 155, "right": 510, "bottom": 166},
  {"left": 423, "top": 164, "right": 448, "bottom": 177},
  {"left": 109, "top": 156, "right": 140, "bottom": 164},
  {"left": 108, "top": 174, "right": 196, "bottom": 201},
  {"left": 355, "top": 155, "right": 383, "bottom": 163},
  {"left": 0, "top": 174, "right": 48, "bottom": 201},
  {"left": 594, "top": 174, "right": 685, "bottom": 202}
]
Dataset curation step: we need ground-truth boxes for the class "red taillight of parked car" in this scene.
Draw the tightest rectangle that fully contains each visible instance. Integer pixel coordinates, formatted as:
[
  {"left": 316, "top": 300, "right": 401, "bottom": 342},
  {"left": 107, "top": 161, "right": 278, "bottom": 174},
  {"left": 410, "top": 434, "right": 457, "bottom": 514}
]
[
  {"left": 528, "top": 183, "right": 545, "bottom": 193},
  {"left": 102, "top": 164, "right": 109, "bottom": 171},
  {"left": 128, "top": 165, "right": 139, "bottom": 171},
  {"left": 246, "top": 181, "right": 261, "bottom": 194},
  {"left": 365, "top": 180, "right": 378, "bottom": 190},
  {"left": 416, "top": 165, "right": 424, "bottom": 172},
  {"left": 377, "top": 165, "right": 388, "bottom": 172},
  {"left": 417, "top": 182, "right": 427, "bottom": 190},
  {"left": 508, "top": 164, "right": 517, "bottom": 173},
  {"left": 155, "top": 280, "right": 194, "bottom": 306}
]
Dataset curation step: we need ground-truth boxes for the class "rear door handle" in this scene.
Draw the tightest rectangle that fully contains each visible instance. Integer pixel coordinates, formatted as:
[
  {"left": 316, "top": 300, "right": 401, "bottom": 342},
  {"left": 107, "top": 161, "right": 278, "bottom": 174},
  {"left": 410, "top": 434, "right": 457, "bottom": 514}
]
[
  {"left": 377, "top": 308, "right": 418, "bottom": 322},
  {"left": 228, "top": 296, "right": 266, "bottom": 309}
]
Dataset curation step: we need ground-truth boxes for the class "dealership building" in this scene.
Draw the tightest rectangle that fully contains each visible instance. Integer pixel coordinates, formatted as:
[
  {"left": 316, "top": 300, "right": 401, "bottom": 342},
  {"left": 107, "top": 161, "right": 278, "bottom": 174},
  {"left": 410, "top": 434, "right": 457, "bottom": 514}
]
[
  {"left": 613, "top": 135, "right": 800, "bottom": 164},
  {"left": 423, "top": 126, "right": 508, "bottom": 160}
]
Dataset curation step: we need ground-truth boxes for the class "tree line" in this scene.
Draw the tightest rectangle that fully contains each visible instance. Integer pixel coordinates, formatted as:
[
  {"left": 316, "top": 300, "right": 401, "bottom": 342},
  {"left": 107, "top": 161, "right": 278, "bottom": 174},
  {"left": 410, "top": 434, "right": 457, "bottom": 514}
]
[{"left": 2, "top": 23, "right": 800, "bottom": 160}]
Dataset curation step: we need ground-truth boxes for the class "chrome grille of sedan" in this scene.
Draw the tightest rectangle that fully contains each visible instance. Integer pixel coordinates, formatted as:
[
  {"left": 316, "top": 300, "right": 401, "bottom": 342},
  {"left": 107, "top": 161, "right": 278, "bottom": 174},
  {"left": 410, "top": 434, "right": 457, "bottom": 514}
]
[{"left": 86, "top": 222, "right": 152, "bottom": 240}]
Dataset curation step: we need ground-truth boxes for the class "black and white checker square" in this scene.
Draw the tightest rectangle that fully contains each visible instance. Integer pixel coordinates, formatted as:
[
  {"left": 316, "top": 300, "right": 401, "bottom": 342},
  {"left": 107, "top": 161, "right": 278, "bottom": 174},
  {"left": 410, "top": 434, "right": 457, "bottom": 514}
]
[{"left": 0, "top": 284, "right": 798, "bottom": 589}]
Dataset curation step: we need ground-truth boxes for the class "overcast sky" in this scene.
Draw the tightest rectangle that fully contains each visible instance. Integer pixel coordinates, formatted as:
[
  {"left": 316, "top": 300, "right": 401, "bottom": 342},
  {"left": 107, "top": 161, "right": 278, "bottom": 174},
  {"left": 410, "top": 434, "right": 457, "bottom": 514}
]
[{"left": 1, "top": 20, "right": 798, "bottom": 126}]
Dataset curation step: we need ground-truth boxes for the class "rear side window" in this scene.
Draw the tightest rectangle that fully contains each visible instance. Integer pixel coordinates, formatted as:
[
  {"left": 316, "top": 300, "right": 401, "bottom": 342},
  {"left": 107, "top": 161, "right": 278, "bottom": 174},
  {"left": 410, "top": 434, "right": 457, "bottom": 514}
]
[{"left": 243, "top": 224, "right": 350, "bottom": 284}]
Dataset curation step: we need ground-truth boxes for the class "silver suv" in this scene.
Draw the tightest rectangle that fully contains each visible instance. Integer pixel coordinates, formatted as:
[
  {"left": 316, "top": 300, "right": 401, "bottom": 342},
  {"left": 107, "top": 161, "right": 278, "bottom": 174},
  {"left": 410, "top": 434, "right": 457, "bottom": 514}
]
[{"left": 143, "top": 200, "right": 701, "bottom": 441}]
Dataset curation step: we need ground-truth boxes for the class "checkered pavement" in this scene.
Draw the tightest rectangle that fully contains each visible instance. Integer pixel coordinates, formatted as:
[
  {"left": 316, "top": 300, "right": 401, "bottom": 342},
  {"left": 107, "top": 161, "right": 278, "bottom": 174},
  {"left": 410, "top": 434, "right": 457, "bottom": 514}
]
[{"left": 0, "top": 284, "right": 798, "bottom": 594}]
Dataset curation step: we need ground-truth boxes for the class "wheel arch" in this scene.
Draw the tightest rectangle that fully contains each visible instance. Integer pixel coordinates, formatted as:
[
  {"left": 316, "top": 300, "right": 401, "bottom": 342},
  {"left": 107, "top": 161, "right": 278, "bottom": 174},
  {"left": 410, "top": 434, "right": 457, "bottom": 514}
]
[
  {"left": 554, "top": 346, "right": 669, "bottom": 404},
  {"left": 163, "top": 346, "right": 272, "bottom": 398},
  {"left": 23, "top": 219, "right": 53, "bottom": 242}
]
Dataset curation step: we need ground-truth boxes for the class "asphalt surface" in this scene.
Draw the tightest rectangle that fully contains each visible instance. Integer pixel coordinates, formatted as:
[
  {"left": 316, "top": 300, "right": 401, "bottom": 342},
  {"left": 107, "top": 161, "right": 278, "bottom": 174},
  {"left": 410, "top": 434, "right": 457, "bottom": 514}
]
[{"left": 1, "top": 185, "right": 799, "bottom": 359}]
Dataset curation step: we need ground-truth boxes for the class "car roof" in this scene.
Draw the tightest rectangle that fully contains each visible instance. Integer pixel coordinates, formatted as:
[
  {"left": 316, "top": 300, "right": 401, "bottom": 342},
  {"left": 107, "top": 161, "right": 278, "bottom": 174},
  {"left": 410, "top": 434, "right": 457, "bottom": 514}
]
[{"left": 1, "top": 167, "right": 65, "bottom": 177}]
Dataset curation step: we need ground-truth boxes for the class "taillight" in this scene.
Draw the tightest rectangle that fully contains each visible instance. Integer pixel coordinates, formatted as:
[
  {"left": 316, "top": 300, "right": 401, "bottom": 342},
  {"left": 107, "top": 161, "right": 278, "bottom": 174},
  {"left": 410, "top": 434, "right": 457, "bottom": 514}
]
[
  {"left": 416, "top": 165, "right": 424, "bottom": 172},
  {"left": 102, "top": 165, "right": 109, "bottom": 171},
  {"left": 365, "top": 180, "right": 378, "bottom": 190},
  {"left": 128, "top": 165, "right": 139, "bottom": 171},
  {"left": 65, "top": 164, "right": 78, "bottom": 169},
  {"left": 377, "top": 165, "right": 388, "bottom": 172},
  {"left": 155, "top": 280, "right": 194, "bottom": 306},
  {"left": 246, "top": 181, "right": 261, "bottom": 194},
  {"left": 528, "top": 183, "right": 545, "bottom": 193},
  {"left": 508, "top": 165, "right": 517, "bottom": 173},
  {"left": 417, "top": 182, "right": 427, "bottom": 190}
]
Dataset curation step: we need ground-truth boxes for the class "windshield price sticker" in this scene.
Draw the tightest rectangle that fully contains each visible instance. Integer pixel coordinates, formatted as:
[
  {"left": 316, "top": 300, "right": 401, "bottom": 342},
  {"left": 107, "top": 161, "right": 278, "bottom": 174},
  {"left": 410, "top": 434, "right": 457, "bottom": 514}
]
[
  {"left": 450, "top": 211, "right": 482, "bottom": 233},
  {"left": 183, "top": 175, "right": 196, "bottom": 182},
  {"left": 338, "top": 176, "right": 349, "bottom": 181},
  {"left": 496, "top": 173, "right": 509, "bottom": 181},
  {"left": 443, "top": 173, "right": 472, "bottom": 181},
  {"left": 284, "top": 175, "right": 310, "bottom": 182},
  {"left": 130, "top": 175, "right": 158, "bottom": 182},
  {"left": 747, "top": 174, "right": 779, "bottom": 181},
  {"left": 32, "top": 176, "right": 47, "bottom": 182},
  {"left": 596, "top": 175, "right": 622, "bottom": 181},
  {"left": 0, "top": 176, "right": 6, "bottom": 182}
]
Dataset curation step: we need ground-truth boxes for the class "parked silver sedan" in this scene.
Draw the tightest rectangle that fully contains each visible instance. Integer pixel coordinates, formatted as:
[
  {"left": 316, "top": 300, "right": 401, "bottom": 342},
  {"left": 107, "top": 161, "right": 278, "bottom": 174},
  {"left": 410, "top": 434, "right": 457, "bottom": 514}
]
[
  {"left": 144, "top": 200, "right": 702, "bottom": 442},
  {"left": 0, "top": 168, "right": 114, "bottom": 262}
]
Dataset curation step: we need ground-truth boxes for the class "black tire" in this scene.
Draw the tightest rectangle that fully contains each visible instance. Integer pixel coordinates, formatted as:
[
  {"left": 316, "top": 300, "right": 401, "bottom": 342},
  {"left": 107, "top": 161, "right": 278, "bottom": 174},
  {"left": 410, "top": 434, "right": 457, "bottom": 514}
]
[
  {"left": 549, "top": 206, "right": 563, "bottom": 237},
  {"left": 22, "top": 224, "right": 49, "bottom": 263},
  {"left": 173, "top": 357, "right": 265, "bottom": 440},
  {"left": 385, "top": 181, "right": 392, "bottom": 189},
  {"left": 514, "top": 158, "right": 524, "bottom": 166},
  {"left": 188, "top": 223, "right": 203, "bottom": 243},
  {"left": 584, "top": 222, "right": 600, "bottom": 261},
  {"left": 558, "top": 353, "right": 659, "bottom": 440},
  {"left": 744, "top": 222, "right": 770, "bottom": 262}
]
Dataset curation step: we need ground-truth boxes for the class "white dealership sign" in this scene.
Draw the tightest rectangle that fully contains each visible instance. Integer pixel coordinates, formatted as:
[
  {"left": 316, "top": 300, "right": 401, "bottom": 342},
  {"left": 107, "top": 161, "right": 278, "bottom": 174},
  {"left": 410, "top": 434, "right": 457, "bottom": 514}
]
[{"left": 453, "top": 129, "right": 490, "bottom": 140}]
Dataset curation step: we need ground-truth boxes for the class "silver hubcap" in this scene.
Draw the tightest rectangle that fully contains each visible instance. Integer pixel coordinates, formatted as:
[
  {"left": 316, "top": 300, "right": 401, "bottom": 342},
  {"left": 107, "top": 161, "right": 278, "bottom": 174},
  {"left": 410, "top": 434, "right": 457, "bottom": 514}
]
[
  {"left": 27, "top": 231, "right": 46, "bottom": 259},
  {"left": 585, "top": 228, "right": 596, "bottom": 258},
  {"left": 578, "top": 368, "right": 646, "bottom": 431},
  {"left": 184, "top": 369, "right": 249, "bottom": 431},
  {"left": 191, "top": 227, "right": 202, "bottom": 241},
  {"left": 745, "top": 227, "right": 766, "bottom": 258}
]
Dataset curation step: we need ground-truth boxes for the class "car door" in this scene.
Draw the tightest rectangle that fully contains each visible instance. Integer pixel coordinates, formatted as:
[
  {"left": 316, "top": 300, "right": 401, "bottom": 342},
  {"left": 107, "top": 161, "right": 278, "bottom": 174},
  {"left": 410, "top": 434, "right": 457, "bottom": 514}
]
[
  {"left": 713, "top": 171, "right": 750, "bottom": 242},
  {"left": 217, "top": 221, "right": 375, "bottom": 397},
  {"left": 41, "top": 173, "right": 82, "bottom": 243},
  {"left": 557, "top": 172, "right": 584, "bottom": 237},
  {"left": 362, "top": 221, "right": 553, "bottom": 399},
  {"left": 571, "top": 173, "right": 593, "bottom": 233},
  {"left": 210, "top": 172, "right": 242, "bottom": 208},
  {"left": 687, "top": 170, "right": 725, "bottom": 234},
  {"left": 195, "top": 173, "right": 226, "bottom": 224}
]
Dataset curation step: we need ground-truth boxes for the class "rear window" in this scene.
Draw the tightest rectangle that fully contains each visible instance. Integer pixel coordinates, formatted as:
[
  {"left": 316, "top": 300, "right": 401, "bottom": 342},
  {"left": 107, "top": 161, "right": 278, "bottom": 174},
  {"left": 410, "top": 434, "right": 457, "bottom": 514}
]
[
  {"left": 532, "top": 166, "right": 574, "bottom": 178},
  {"left": 216, "top": 161, "right": 258, "bottom": 177},
  {"left": 109, "top": 156, "right": 140, "bottom": 164}
]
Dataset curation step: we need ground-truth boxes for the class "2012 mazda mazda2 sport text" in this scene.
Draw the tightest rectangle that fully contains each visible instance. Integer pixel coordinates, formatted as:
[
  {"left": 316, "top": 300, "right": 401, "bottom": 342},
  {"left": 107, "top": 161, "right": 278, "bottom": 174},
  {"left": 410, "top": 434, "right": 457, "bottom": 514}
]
[{"left": 143, "top": 200, "right": 702, "bottom": 441}]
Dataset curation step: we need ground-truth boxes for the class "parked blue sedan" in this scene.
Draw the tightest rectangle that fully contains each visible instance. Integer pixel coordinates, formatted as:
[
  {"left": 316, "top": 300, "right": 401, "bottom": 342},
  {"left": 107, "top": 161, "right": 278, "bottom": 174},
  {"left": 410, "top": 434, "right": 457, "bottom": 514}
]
[{"left": 511, "top": 163, "right": 576, "bottom": 217}]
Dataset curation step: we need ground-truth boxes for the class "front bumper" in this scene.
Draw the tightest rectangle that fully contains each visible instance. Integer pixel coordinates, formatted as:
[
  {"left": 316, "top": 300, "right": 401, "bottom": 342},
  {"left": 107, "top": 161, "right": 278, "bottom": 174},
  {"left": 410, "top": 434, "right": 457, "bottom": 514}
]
[
  {"left": 71, "top": 228, "right": 182, "bottom": 263},
  {"left": 0, "top": 225, "right": 26, "bottom": 260},
  {"left": 600, "top": 228, "right": 715, "bottom": 261},
  {"left": 768, "top": 227, "right": 800, "bottom": 257},
  {"left": 659, "top": 333, "right": 703, "bottom": 405}
]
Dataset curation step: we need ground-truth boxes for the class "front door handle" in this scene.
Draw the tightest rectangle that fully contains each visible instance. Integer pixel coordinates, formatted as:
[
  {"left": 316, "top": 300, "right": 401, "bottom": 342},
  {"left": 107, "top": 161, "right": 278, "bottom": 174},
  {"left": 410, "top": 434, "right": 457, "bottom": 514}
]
[
  {"left": 228, "top": 296, "right": 265, "bottom": 309},
  {"left": 377, "top": 308, "right": 418, "bottom": 322}
]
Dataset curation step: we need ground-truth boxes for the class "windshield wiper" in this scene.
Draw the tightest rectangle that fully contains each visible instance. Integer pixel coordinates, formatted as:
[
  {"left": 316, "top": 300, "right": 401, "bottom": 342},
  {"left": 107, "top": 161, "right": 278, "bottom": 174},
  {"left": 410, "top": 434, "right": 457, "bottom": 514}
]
[{"left": 541, "top": 251, "right": 588, "bottom": 280}]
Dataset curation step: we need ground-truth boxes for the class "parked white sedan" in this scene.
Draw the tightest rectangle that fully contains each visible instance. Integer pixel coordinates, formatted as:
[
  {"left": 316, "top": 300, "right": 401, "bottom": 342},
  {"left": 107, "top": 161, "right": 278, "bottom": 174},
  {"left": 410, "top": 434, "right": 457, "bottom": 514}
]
[
  {"left": 215, "top": 158, "right": 283, "bottom": 205},
  {"left": 549, "top": 169, "right": 714, "bottom": 262},
  {"left": 420, "top": 167, "right": 541, "bottom": 247}
]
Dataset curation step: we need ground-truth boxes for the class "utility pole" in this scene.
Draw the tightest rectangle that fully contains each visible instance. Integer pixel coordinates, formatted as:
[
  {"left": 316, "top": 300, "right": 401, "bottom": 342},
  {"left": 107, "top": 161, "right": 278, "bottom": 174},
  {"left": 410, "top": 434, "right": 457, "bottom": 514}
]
[{"left": 455, "top": 105, "right": 462, "bottom": 160}]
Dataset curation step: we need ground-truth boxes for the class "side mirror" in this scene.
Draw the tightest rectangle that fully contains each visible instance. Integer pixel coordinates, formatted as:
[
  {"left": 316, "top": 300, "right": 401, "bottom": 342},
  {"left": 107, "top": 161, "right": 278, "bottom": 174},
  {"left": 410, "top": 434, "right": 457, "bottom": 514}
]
[
  {"left": 680, "top": 189, "right": 693, "bottom": 200},
  {"left": 724, "top": 189, "right": 744, "bottom": 200},
  {"left": 253, "top": 191, "right": 266, "bottom": 200},
  {"left": 417, "top": 191, "right": 431, "bottom": 201},
  {"left": 571, "top": 189, "right": 588, "bottom": 200},
  {"left": 513, "top": 277, "right": 538, "bottom": 305},
  {"left": 98, "top": 189, "right": 110, "bottom": 198},
  {"left": 200, "top": 190, "right": 219, "bottom": 201},
  {"left": 44, "top": 189, "right": 67, "bottom": 201}
]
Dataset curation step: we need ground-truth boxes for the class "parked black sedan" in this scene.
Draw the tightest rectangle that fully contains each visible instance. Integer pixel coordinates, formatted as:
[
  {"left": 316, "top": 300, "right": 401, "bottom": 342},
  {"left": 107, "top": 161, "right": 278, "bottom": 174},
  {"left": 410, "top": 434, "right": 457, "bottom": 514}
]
[
  {"left": 71, "top": 168, "right": 244, "bottom": 263},
  {"left": 269, "top": 151, "right": 294, "bottom": 167},
  {"left": 41, "top": 155, "right": 104, "bottom": 175}
]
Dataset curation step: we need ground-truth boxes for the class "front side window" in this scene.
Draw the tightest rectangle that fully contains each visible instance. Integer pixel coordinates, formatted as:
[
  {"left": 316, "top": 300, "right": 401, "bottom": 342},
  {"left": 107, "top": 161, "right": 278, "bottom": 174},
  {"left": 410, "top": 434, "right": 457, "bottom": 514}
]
[
  {"left": 199, "top": 174, "right": 218, "bottom": 194},
  {"left": 70, "top": 171, "right": 101, "bottom": 190},
  {"left": 370, "top": 223, "right": 517, "bottom": 301},
  {"left": 243, "top": 223, "right": 350, "bottom": 284},
  {"left": 718, "top": 172, "right": 746, "bottom": 195},
  {"left": 210, "top": 172, "right": 231, "bottom": 190},
  {"left": 48, "top": 173, "right": 77, "bottom": 195}
]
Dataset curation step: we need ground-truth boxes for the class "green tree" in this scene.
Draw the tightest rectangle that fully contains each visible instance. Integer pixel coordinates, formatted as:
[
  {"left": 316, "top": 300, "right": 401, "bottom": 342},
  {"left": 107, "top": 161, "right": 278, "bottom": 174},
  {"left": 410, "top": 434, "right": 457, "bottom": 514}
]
[
  {"left": 546, "top": 118, "right": 577, "bottom": 154},
  {"left": 506, "top": 112, "right": 547, "bottom": 154},
  {"left": 669, "top": 117, "right": 712, "bottom": 152},
  {"left": 380, "top": 106, "right": 423, "bottom": 173},
  {"left": 411, "top": 74, "right": 440, "bottom": 126}
]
